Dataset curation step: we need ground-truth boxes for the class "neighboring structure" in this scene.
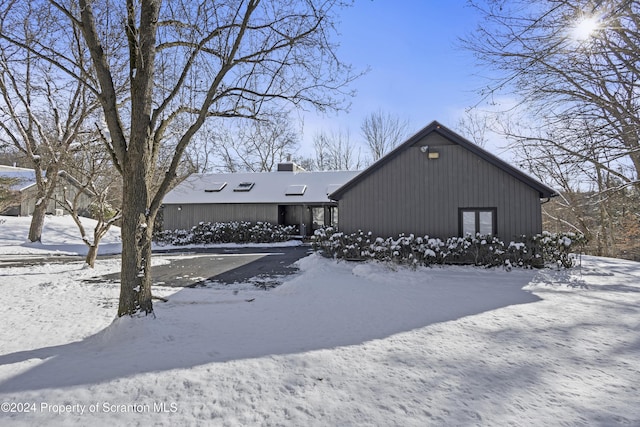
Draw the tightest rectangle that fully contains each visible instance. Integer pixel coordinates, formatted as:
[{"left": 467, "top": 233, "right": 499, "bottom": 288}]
[
  {"left": 162, "top": 163, "right": 359, "bottom": 235},
  {"left": 329, "top": 121, "right": 557, "bottom": 240},
  {"left": 0, "top": 165, "right": 93, "bottom": 216}
]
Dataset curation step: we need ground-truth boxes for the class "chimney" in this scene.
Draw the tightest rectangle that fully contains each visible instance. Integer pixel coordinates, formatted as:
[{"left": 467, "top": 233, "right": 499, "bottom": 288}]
[{"left": 277, "top": 162, "right": 306, "bottom": 172}]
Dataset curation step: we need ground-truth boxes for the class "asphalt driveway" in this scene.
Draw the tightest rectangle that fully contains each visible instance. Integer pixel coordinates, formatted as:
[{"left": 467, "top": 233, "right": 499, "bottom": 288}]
[
  {"left": 98, "top": 245, "right": 312, "bottom": 287},
  {"left": 0, "top": 245, "right": 313, "bottom": 288}
]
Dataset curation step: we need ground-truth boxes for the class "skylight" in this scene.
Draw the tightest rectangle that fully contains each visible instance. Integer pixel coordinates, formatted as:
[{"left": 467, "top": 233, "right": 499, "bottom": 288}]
[
  {"left": 204, "top": 182, "right": 227, "bottom": 192},
  {"left": 233, "top": 182, "right": 255, "bottom": 192},
  {"left": 285, "top": 184, "right": 307, "bottom": 196}
]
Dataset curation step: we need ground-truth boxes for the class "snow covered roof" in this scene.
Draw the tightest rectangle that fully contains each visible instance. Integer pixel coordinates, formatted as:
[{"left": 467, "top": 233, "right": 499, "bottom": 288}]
[
  {"left": 164, "top": 170, "right": 360, "bottom": 205},
  {"left": 0, "top": 166, "right": 38, "bottom": 191},
  {"left": 0, "top": 165, "right": 92, "bottom": 195}
]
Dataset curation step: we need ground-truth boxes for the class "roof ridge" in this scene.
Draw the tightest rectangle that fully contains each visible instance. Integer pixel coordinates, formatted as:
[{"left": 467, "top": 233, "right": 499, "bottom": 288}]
[{"left": 329, "top": 120, "right": 557, "bottom": 200}]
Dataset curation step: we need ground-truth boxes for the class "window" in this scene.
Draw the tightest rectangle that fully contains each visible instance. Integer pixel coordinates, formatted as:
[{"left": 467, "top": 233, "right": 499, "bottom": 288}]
[
  {"left": 311, "top": 207, "right": 325, "bottom": 229},
  {"left": 330, "top": 206, "right": 339, "bottom": 227},
  {"left": 459, "top": 208, "right": 496, "bottom": 236},
  {"left": 204, "top": 182, "right": 227, "bottom": 192},
  {"left": 233, "top": 182, "right": 255, "bottom": 192},
  {"left": 285, "top": 184, "right": 307, "bottom": 196}
]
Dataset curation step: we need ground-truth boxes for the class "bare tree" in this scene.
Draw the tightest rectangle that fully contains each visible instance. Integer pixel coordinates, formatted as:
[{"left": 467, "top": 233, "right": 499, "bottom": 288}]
[
  {"left": 312, "top": 128, "right": 363, "bottom": 171},
  {"left": 181, "top": 121, "right": 222, "bottom": 173},
  {"left": 360, "top": 109, "right": 408, "bottom": 161},
  {"left": 62, "top": 138, "right": 122, "bottom": 267},
  {"left": 463, "top": 0, "right": 640, "bottom": 256},
  {"left": 455, "top": 107, "right": 496, "bottom": 148},
  {"left": 0, "top": 0, "right": 357, "bottom": 316},
  {"left": 216, "top": 112, "right": 300, "bottom": 172},
  {"left": 0, "top": 9, "right": 96, "bottom": 242},
  {"left": 505, "top": 115, "right": 636, "bottom": 256},
  {"left": 464, "top": 0, "right": 640, "bottom": 189}
]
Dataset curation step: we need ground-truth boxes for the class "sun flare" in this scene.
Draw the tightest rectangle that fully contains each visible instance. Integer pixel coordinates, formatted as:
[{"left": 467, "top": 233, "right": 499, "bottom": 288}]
[{"left": 572, "top": 16, "right": 600, "bottom": 40}]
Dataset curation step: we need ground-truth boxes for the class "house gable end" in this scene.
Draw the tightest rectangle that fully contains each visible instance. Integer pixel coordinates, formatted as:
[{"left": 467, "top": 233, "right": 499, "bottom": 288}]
[{"left": 330, "top": 121, "right": 557, "bottom": 200}]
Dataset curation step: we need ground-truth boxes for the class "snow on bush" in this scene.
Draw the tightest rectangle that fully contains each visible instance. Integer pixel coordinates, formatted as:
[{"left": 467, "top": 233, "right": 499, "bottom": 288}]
[
  {"left": 154, "top": 221, "right": 297, "bottom": 245},
  {"left": 312, "top": 228, "right": 586, "bottom": 269}
]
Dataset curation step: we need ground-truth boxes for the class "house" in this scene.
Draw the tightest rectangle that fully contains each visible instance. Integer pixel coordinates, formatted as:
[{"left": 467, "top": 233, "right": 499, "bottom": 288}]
[
  {"left": 162, "top": 163, "right": 360, "bottom": 235},
  {"left": 0, "top": 165, "right": 94, "bottom": 216},
  {"left": 329, "top": 121, "right": 557, "bottom": 240}
]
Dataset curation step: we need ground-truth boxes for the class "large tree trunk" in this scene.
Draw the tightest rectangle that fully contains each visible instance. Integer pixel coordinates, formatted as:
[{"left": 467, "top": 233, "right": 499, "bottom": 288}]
[
  {"left": 28, "top": 197, "right": 47, "bottom": 242},
  {"left": 117, "top": 152, "right": 154, "bottom": 316},
  {"left": 118, "top": 190, "right": 155, "bottom": 316}
]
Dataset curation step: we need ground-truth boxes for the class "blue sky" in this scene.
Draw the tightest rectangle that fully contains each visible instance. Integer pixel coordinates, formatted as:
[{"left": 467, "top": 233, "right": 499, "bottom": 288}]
[{"left": 299, "top": 0, "right": 489, "bottom": 154}]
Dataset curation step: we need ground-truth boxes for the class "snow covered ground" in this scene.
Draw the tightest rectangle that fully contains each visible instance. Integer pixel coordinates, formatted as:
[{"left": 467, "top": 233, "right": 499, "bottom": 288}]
[
  {"left": 0, "top": 215, "right": 122, "bottom": 256},
  {"left": 0, "top": 215, "right": 300, "bottom": 258},
  {"left": 0, "top": 215, "right": 639, "bottom": 426}
]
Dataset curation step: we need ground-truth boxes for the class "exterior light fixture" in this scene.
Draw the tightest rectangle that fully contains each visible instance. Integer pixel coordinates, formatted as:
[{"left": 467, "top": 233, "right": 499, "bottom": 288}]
[{"left": 420, "top": 145, "right": 439, "bottom": 159}]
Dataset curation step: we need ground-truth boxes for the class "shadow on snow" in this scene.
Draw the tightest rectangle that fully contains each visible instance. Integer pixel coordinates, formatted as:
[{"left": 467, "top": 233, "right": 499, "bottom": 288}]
[{"left": 0, "top": 258, "right": 543, "bottom": 393}]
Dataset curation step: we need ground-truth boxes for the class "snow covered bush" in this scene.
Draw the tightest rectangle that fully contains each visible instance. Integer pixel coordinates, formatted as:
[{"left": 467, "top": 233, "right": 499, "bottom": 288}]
[
  {"left": 154, "top": 221, "right": 297, "bottom": 245},
  {"left": 312, "top": 228, "right": 586, "bottom": 269},
  {"left": 436, "top": 234, "right": 506, "bottom": 266},
  {"left": 529, "top": 231, "right": 587, "bottom": 268}
]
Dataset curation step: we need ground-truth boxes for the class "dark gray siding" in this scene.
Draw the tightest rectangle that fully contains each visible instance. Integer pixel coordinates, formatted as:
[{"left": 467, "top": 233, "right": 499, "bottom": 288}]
[
  {"left": 163, "top": 203, "right": 279, "bottom": 230},
  {"left": 162, "top": 203, "right": 331, "bottom": 235},
  {"left": 337, "top": 133, "right": 543, "bottom": 239},
  {"left": 282, "top": 205, "right": 307, "bottom": 227}
]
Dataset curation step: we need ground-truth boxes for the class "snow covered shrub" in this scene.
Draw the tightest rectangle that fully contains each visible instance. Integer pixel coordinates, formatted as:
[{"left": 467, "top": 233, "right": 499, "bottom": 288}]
[
  {"left": 153, "top": 221, "right": 296, "bottom": 245},
  {"left": 312, "top": 228, "right": 375, "bottom": 260},
  {"left": 312, "top": 227, "right": 586, "bottom": 269},
  {"left": 530, "top": 231, "right": 587, "bottom": 268},
  {"left": 505, "top": 239, "right": 539, "bottom": 267},
  {"left": 154, "top": 228, "right": 192, "bottom": 245},
  {"left": 436, "top": 234, "right": 506, "bottom": 266}
]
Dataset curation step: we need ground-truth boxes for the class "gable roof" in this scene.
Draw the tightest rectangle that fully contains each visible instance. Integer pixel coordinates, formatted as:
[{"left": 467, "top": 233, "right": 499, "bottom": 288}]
[
  {"left": 0, "top": 165, "right": 96, "bottom": 196},
  {"left": 0, "top": 166, "right": 39, "bottom": 191},
  {"left": 330, "top": 120, "right": 557, "bottom": 200},
  {"left": 163, "top": 170, "right": 360, "bottom": 205}
]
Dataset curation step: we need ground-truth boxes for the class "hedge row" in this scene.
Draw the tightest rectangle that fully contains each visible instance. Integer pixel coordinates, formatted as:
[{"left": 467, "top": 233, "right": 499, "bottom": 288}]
[
  {"left": 154, "top": 221, "right": 297, "bottom": 245},
  {"left": 311, "top": 228, "right": 587, "bottom": 268}
]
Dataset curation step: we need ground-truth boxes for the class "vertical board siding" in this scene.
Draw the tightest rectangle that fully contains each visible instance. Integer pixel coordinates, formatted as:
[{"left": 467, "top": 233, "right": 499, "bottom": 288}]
[
  {"left": 163, "top": 203, "right": 278, "bottom": 230},
  {"left": 338, "top": 133, "right": 544, "bottom": 239},
  {"left": 162, "top": 203, "right": 338, "bottom": 236},
  {"left": 18, "top": 183, "right": 92, "bottom": 216}
]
